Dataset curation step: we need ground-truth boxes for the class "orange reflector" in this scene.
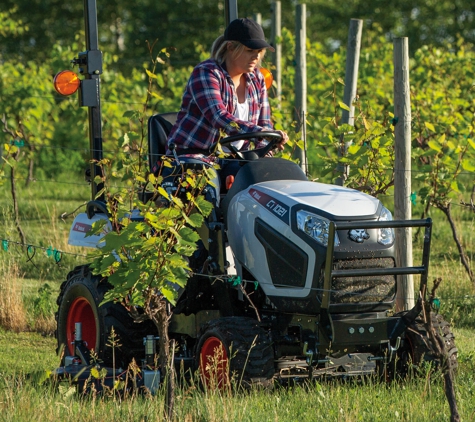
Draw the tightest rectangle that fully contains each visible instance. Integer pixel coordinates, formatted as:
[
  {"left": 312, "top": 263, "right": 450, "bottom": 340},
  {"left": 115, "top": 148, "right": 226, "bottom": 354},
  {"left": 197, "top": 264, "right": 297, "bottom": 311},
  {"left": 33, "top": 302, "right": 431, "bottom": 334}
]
[
  {"left": 53, "top": 70, "right": 80, "bottom": 96},
  {"left": 225, "top": 175, "right": 235, "bottom": 190},
  {"left": 260, "top": 67, "right": 274, "bottom": 90}
]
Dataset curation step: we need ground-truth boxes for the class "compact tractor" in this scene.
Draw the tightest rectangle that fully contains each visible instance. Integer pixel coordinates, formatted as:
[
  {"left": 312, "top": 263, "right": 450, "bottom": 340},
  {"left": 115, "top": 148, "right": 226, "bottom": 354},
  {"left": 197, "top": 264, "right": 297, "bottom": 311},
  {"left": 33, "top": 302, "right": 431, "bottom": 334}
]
[{"left": 53, "top": 0, "right": 457, "bottom": 391}]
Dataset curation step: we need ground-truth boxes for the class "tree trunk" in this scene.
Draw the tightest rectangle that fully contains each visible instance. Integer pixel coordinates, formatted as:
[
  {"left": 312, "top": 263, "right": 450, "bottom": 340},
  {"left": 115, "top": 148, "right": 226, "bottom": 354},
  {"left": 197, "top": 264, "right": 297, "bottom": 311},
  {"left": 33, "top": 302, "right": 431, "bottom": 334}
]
[
  {"left": 26, "top": 145, "right": 35, "bottom": 186},
  {"left": 437, "top": 203, "right": 474, "bottom": 283},
  {"left": 10, "top": 164, "right": 26, "bottom": 245},
  {"left": 150, "top": 298, "right": 175, "bottom": 421}
]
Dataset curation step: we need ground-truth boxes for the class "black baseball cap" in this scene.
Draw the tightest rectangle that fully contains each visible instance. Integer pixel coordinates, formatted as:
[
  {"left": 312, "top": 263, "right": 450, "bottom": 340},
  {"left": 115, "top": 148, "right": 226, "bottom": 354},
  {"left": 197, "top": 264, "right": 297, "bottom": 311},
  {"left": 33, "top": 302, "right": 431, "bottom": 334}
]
[{"left": 224, "top": 18, "right": 275, "bottom": 52}]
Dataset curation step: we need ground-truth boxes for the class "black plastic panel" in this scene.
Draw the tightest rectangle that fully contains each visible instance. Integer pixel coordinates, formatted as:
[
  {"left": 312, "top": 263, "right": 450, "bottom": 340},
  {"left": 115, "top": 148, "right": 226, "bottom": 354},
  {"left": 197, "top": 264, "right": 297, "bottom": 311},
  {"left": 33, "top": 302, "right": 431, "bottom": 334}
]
[{"left": 255, "top": 219, "right": 308, "bottom": 288}]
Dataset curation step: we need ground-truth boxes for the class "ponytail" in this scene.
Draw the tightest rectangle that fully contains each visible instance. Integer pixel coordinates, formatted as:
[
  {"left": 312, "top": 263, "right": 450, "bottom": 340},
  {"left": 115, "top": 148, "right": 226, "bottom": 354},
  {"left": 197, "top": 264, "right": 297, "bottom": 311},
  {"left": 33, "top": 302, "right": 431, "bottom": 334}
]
[{"left": 210, "top": 35, "right": 227, "bottom": 63}]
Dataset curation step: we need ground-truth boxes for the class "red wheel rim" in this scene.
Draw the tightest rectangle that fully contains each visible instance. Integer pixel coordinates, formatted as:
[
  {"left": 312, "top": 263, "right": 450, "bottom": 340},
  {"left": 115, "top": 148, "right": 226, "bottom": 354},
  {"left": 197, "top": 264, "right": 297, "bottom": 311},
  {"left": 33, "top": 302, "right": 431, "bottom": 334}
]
[
  {"left": 66, "top": 297, "right": 97, "bottom": 356},
  {"left": 199, "top": 336, "right": 229, "bottom": 388}
]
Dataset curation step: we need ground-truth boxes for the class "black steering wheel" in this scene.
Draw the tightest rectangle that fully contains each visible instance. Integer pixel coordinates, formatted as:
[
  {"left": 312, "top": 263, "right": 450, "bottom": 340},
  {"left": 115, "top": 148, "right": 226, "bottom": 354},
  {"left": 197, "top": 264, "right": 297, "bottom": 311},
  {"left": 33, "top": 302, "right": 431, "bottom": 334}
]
[{"left": 218, "top": 131, "right": 283, "bottom": 160}]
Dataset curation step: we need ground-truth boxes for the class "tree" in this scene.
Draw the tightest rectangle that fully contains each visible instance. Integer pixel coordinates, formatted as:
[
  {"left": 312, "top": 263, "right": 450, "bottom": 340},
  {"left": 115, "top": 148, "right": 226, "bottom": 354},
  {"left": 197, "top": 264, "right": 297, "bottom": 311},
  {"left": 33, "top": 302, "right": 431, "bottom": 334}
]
[
  {"left": 5, "top": 0, "right": 475, "bottom": 76},
  {"left": 89, "top": 150, "right": 212, "bottom": 416}
]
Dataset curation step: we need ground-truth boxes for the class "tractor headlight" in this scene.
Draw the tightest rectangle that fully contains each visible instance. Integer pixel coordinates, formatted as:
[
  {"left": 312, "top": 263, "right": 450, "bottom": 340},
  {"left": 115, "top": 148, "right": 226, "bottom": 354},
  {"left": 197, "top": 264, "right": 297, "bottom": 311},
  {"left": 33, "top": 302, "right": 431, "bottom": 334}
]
[
  {"left": 297, "top": 210, "right": 340, "bottom": 247},
  {"left": 378, "top": 206, "right": 395, "bottom": 246}
]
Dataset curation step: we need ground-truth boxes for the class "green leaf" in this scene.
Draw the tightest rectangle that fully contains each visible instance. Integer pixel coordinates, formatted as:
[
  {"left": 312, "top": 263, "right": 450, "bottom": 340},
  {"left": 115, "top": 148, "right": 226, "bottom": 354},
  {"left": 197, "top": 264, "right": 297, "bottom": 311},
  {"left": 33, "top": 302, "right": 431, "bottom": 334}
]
[
  {"left": 186, "top": 212, "right": 204, "bottom": 228},
  {"left": 86, "top": 218, "right": 109, "bottom": 237},
  {"left": 148, "top": 173, "right": 157, "bottom": 184},
  {"left": 347, "top": 144, "right": 361, "bottom": 155},
  {"left": 157, "top": 186, "right": 170, "bottom": 200},
  {"left": 167, "top": 253, "right": 191, "bottom": 268},
  {"left": 427, "top": 140, "right": 442, "bottom": 152},
  {"left": 338, "top": 101, "right": 350, "bottom": 111},
  {"left": 160, "top": 284, "right": 178, "bottom": 305},
  {"left": 424, "top": 122, "right": 436, "bottom": 132},
  {"left": 171, "top": 196, "right": 185, "bottom": 209},
  {"left": 177, "top": 226, "right": 200, "bottom": 244},
  {"left": 462, "top": 160, "right": 475, "bottom": 172},
  {"left": 90, "top": 367, "right": 100, "bottom": 379},
  {"left": 156, "top": 73, "right": 165, "bottom": 88},
  {"left": 122, "top": 110, "right": 137, "bottom": 118},
  {"left": 450, "top": 180, "right": 460, "bottom": 193},
  {"left": 161, "top": 207, "right": 182, "bottom": 220},
  {"left": 194, "top": 195, "right": 213, "bottom": 217},
  {"left": 146, "top": 69, "right": 157, "bottom": 79}
]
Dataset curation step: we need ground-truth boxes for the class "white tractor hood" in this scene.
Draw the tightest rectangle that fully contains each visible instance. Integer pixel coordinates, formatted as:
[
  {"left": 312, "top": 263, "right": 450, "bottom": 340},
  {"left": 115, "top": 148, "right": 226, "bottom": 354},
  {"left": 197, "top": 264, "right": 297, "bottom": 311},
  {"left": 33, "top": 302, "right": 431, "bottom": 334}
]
[{"left": 249, "top": 180, "right": 381, "bottom": 218}]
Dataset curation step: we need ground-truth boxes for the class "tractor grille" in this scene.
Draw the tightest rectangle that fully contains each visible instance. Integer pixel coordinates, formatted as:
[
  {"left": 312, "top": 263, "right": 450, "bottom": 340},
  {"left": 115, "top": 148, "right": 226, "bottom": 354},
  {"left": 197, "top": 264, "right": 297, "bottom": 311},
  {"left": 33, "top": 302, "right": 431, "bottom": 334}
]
[
  {"left": 255, "top": 219, "right": 308, "bottom": 288},
  {"left": 320, "top": 257, "right": 396, "bottom": 304}
]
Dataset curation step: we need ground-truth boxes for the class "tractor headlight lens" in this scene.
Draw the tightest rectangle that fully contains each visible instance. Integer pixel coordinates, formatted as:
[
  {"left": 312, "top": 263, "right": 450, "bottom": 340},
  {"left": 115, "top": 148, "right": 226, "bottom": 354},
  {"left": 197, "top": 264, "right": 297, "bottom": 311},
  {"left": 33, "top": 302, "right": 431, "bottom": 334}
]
[
  {"left": 297, "top": 210, "right": 340, "bottom": 247},
  {"left": 378, "top": 206, "right": 395, "bottom": 246}
]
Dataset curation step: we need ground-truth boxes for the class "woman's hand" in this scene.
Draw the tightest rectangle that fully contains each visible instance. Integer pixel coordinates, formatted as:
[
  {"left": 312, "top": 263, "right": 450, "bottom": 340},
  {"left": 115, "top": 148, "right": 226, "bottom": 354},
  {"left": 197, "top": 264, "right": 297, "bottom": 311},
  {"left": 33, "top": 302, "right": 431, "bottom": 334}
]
[{"left": 274, "top": 130, "right": 289, "bottom": 151}]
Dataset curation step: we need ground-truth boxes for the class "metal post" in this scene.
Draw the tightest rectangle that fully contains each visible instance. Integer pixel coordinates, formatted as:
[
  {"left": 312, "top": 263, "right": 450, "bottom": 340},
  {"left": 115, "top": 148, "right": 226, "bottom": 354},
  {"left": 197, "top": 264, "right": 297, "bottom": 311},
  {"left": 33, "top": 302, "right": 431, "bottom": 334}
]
[
  {"left": 335, "top": 19, "right": 363, "bottom": 186},
  {"left": 271, "top": 1, "right": 282, "bottom": 107},
  {"left": 294, "top": 3, "right": 307, "bottom": 173},
  {"left": 341, "top": 19, "right": 363, "bottom": 127},
  {"left": 82, "top": 0, "right": 104, "bottom": 202},
  {"left": 393, "top": 37, "right": 414, "bottom": 311},
  {"left": 225, "top": 0, "right": 238, "bottom": 26}
]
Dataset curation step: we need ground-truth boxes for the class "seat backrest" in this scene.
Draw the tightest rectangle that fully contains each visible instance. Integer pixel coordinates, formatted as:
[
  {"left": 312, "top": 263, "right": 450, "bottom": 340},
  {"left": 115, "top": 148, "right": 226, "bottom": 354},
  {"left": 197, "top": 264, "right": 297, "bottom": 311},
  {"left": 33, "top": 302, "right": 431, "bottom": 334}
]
[{"left": 147, "top": 112, "right": 178, "bottom": 172}]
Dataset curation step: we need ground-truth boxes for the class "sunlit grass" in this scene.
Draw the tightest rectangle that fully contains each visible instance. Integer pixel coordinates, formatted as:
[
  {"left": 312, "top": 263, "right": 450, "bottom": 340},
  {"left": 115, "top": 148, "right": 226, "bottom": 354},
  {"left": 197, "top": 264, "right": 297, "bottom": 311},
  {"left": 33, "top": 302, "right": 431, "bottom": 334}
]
[{"left": 0, "top": 358, "right": 474, "bottom": 421}]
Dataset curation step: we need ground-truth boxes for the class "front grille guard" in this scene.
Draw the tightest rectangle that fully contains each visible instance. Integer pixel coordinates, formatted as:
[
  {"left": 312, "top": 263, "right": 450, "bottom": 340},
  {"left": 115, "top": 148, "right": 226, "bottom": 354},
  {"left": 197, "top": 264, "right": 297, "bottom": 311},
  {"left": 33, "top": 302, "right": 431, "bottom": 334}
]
[{"left": 320, "top": 218, "right": 432, "bottom": 342}]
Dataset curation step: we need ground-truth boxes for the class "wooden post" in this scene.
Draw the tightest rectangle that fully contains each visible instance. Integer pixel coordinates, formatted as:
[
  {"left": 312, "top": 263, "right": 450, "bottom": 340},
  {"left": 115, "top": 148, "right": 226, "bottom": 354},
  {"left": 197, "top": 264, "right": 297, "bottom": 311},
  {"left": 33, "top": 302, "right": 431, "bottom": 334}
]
[
  {"left": 393, "top": 37, "right": 414, "bottom": 311},
  {"left": 335, "top": 19, "right": 363, "bottom": 186},
  {"left": 294, "top": 3, "right": 307, "bottom": 173},
  {"left": 252, "top": 13, "right": 262, "bottom": 25},
  {"left": 270, "top": 1, "right": 282, "bottom": 108}
]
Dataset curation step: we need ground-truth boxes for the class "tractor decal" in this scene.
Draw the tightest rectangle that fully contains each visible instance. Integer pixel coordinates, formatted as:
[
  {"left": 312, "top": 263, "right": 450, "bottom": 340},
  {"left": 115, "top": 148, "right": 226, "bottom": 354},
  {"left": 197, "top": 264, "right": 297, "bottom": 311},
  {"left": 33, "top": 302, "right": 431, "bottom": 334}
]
[
  {"left": 249, "top": 188, "right": 289, "bottom": 224},
  {"left": 73, "top": 222, "right": 92, "bottom": 233}
]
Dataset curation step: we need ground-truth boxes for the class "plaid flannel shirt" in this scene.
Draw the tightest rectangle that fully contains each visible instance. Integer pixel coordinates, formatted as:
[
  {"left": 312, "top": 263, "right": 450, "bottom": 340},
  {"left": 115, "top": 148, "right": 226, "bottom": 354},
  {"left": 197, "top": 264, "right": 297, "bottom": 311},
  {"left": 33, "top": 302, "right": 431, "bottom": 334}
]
[{"left": 167, "top": 59, "right": 274, "bottom": 154}]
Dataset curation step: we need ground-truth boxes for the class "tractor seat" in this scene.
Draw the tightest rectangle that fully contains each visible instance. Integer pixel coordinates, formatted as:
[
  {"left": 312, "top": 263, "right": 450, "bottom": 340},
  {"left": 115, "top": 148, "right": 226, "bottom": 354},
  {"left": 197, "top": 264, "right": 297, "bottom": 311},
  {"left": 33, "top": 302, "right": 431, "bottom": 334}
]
[{"left": 147, "top": 112, "right": 178, "bottom": 173}]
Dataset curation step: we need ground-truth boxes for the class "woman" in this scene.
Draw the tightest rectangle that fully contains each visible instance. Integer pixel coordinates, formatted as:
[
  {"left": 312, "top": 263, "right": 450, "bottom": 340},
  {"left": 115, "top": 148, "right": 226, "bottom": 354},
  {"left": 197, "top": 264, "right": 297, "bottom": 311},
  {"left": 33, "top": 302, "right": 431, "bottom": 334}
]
[{"left": 166, "top": 18, "right": 288, "bottom": 185}]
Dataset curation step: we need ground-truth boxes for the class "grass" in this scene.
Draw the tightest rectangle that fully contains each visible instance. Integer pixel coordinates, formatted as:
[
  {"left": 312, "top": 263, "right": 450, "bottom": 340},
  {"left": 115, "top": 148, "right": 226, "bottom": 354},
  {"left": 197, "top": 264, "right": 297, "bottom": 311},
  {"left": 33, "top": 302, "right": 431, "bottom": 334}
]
[
  {"left": 0, "top": 332, "right": 474, "bottom": 421},
  {"left": 1, "top": 176, "right": 475, "bottom": 421}
]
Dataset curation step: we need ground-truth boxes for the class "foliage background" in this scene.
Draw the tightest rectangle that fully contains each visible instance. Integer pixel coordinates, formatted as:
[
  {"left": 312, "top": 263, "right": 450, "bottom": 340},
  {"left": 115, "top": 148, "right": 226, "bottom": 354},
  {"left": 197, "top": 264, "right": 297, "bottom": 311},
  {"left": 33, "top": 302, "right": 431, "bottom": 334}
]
[
  {"left": 3, "top": 0, "right": 475, "bottom": 70},
  {"left": 0, "top": 0, "right": 474, "bottom": 316}
]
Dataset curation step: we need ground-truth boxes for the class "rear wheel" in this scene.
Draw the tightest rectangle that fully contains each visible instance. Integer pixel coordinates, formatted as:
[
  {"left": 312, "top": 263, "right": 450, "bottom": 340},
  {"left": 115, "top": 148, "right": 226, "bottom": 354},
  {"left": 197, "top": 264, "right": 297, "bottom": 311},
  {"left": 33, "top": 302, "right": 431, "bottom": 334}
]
[
  {"left": 194, "top": 317, "right": 275, "bottom": 389},
  {"left": 55, "top": 265, "right": 156, "bottom": 368}
]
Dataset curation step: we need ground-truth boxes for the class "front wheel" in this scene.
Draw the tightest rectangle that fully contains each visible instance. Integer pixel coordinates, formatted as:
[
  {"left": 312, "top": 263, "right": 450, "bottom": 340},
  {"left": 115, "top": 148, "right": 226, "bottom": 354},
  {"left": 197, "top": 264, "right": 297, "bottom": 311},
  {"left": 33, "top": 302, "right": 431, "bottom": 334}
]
[
  {"left": 194, "top": 317, "right": 275, "bottom": 389},
  {"left": 406, "top": 312, "right": 457, "bottom": 371},
  {"left": 391, "top": 312, "right": 458, "bottom": 378}
]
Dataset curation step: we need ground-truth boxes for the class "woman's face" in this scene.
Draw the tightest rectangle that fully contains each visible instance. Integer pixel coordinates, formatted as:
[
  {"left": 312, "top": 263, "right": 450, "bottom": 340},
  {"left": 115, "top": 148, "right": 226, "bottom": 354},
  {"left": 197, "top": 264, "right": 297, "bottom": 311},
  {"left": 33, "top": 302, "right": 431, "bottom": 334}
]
[{"left": 227, "top": 43, "right": 265, "bottom": 74}]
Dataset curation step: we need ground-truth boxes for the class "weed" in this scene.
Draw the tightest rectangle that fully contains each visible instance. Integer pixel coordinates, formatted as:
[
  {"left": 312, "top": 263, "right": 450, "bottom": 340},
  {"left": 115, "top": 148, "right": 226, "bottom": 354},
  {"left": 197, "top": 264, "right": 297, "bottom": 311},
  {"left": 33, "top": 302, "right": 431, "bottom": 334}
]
[
  {"left": 0, "top": 261, "right": 27, "bottom": 332},
  {"left": 29, "top": 283, "right": 56, "bottom": 335}
]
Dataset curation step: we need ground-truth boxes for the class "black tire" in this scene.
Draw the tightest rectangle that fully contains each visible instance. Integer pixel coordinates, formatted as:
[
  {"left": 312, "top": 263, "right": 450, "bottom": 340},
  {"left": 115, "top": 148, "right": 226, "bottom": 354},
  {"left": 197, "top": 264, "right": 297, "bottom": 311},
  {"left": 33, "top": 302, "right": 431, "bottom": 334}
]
[
  {"left": 194, "top": 317, "right": 275, "bottom": 389},
  {"left": 395, "top": 312, "right": 458, "bottom": 377},
  {"left": 55, "top": 265, "right": 156, "bottom": 368}
]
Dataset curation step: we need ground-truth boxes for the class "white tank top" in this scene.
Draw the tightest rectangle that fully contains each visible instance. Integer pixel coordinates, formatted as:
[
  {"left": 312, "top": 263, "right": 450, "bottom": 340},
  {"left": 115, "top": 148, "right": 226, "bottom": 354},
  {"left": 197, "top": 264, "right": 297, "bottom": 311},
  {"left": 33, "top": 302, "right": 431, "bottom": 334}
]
[{"left": 226, "top": 100, "right": 249, "bottom": 151}]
